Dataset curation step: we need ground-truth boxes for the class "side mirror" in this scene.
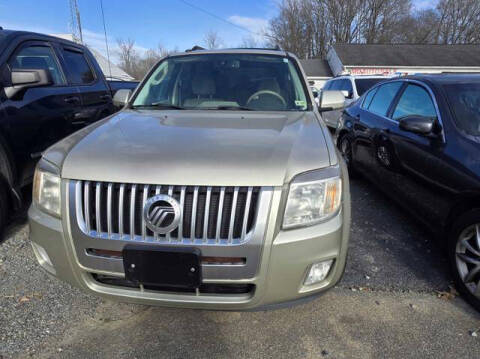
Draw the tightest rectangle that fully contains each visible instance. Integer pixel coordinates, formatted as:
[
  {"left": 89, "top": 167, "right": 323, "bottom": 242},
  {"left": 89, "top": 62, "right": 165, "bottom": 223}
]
[
  {"left": 319, "top": 90, "right": 345, "bottom": 112},
  {"left": 113, "top": 89, "right": 132, "bottom": 107},
  {"left": 5, "top": 69, "right": 52, "bottom": 99},
  {"left": 399, "top": 116, "right": 435, "bottom": 135}
]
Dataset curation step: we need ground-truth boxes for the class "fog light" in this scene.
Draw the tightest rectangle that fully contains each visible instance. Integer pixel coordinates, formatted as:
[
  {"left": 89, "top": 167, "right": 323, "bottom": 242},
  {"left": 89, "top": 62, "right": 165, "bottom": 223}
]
[{"left": 304, "top": 260, "right": 333, "bottom": 286}]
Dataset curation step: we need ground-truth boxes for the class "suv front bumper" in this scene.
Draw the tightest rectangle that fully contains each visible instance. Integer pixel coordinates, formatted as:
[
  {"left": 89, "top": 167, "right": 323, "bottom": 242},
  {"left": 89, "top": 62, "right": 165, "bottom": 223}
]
[{"left": 29, "top": 180, "right": 350, "bottom": 310}]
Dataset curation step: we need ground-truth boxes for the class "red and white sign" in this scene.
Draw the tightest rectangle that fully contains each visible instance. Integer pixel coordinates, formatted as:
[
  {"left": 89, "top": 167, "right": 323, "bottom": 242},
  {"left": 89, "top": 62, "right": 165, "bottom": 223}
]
[{"left": 349, "top": 67, "right": 397, "bottom": 75}]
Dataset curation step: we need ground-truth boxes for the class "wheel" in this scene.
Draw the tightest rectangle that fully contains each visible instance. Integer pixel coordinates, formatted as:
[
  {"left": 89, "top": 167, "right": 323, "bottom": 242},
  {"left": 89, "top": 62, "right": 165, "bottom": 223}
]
[
  {"left": 337, "top": 134, "right": 356, "bottom": 177},
  {"left": 0, "top": 183, "right": 7, "bottom": 238},
  {"left": 448, "top": 210, "right": 480, "bottom": 312}
]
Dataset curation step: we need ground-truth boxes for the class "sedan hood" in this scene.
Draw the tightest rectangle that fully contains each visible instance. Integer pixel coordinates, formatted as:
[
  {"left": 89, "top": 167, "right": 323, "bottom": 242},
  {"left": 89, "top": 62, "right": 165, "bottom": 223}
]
[{"left": 61, "top": 110, "right": 332, "bottom": 186}]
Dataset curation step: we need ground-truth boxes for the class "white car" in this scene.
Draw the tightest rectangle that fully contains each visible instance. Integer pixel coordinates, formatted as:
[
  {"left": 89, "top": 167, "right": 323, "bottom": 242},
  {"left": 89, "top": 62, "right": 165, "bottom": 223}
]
[{"left": 321, "top": 75, "right": 391, "bottom": 129}]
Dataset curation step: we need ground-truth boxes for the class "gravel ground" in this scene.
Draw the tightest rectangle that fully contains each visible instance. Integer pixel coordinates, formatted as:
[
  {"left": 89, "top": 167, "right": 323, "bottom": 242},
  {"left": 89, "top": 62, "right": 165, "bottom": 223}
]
[{"left": 0, "top": 178, "right": 479, "bottom": 358}]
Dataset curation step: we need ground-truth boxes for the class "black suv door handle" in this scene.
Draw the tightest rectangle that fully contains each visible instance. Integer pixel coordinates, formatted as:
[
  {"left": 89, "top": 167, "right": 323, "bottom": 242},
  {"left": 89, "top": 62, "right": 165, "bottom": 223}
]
[
  {"left": 100, "top": 94, "right": 111, "bottom": 101},
  {"left": 64, "top": 96, "right": 80, "bottom": 104}
]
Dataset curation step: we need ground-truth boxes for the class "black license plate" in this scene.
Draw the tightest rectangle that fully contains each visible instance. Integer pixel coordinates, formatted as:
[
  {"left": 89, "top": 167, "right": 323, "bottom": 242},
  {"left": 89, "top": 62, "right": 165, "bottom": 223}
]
[{"left": 123, "top": 245, "right": 202, "bottom": 288}]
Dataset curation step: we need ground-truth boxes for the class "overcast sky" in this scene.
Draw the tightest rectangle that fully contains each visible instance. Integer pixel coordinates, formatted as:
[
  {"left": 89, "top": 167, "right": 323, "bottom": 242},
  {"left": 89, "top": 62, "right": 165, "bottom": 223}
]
[{"left": 0, "top": 0, "right": 438, "bottom": 63}]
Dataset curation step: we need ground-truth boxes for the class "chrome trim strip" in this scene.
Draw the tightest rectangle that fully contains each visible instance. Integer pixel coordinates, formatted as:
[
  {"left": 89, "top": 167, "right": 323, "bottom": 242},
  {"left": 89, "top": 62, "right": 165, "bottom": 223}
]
[
  {"left": 242, "top": 187, "right": 253, "bottom": 238},
  {"left": 95, "top": 182, "right": 102, "bottom": 233},
  {"left": 154, "top": 185, "right": 161, "bottom": 240},
  {"left": 191, "top": 186, "right": 198, "bottom": 240},
  {"left": 142, "top": 185, "right": 149, "bottom": 240},
  {"left": 179, "top": 186, "right": 185, "bottom": 240},
  {"left": 118, "top": 184, "right": 125, "bottom": 237},
  {"left": 228, "top": 187, "right": 239, "bottom": 242},
  {"left": 84, "top": 181, "right": 91, "bottom": 232},
  {"left": 216, "top": 187, "right": 225, "bottom": 242},
  {"left": 203, "top": 186, "right": 211, "bottom": 240},
  {"left": 166, "top": 185, "right": 173, "bottom": 242},
  {"left": 130, "top": 185, "right": 136, "bottom": 240},
  {"left": 107, "top": 183, "right": 113, "bottom": 238}
]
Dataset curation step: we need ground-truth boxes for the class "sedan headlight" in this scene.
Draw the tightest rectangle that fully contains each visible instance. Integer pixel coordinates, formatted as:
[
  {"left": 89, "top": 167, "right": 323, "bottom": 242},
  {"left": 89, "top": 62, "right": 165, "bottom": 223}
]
[
  {"left": 283, "top": 169, "right": 342, "bottom": 229},
  {"left": 33, "top": 168, "right": 61, "bottom": 217}
]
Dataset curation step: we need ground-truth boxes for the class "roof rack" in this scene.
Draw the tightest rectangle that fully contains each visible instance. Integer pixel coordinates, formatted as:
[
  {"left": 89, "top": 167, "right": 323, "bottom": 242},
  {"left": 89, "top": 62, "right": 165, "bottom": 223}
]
[{"left": 185, "top": 45, "right": 205, "bottom": 52}]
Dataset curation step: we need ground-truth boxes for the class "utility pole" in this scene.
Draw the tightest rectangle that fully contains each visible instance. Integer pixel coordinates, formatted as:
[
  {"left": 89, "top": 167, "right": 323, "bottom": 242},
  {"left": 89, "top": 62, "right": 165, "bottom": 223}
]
[{"left": 69, "top": 0, "right": 83, "bottom": 43}]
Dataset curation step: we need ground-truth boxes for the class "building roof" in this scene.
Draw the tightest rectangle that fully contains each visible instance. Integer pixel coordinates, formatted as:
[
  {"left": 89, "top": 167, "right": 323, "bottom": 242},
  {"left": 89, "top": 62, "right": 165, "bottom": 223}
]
[
  {"left": 52, "top": 33, "right": 134, "bottom": 81},
  {"left": 299, "top": 59, "right": 333, "bottom": 77},
  {"left": 332, "top": 44, "right": 480, "bottom": 68}
]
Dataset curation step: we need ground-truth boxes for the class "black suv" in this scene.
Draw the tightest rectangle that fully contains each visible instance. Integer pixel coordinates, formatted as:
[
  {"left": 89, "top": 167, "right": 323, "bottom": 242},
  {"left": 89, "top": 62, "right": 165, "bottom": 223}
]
[
  {"left": 336, "top": 74, "right": 480, "bottom": 311},
  {"left": 0, "top": 29, "right": 115, "bottom": 234}
]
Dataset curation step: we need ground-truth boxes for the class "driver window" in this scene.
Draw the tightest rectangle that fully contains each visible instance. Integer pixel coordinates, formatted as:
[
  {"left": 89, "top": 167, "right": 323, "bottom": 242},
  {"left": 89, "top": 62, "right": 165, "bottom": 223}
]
[
  {"left": 392, "top": 84, "right": 437, "bottom": 121},
  {"left": 9, "top": 45, "right": 65, "bottom": 85}
]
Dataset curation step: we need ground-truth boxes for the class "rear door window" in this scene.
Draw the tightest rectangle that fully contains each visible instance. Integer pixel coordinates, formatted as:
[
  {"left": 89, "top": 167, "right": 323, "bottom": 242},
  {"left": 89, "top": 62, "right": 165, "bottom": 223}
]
[
  {"left": 362, "top": 87, "right": 377, "bottom": 109},
  {"left": 9, "top": 44, "right": 65, "bottom": 85},
  {"left": 392, "top": 84, "right": 437, "bottom": 121},
  {"left": 367, "top": 82, "right": 402, "bottom": 116},
  {"left": 62, "top": 48, "right": 95, "bottom": 84}
]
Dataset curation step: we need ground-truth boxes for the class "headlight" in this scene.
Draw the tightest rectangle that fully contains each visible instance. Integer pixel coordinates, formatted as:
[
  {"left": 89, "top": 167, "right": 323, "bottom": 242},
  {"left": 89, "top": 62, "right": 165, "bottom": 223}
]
[
  {"left": 33, "top": 168, "right": 61, "bottom": 217},
  {"left": 283, "top": 170, "right": 342, "bottom": 229}
]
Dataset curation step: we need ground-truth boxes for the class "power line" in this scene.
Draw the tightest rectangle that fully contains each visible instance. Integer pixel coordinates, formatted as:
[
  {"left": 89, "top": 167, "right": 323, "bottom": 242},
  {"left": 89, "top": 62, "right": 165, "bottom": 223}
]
[
  {"left": 100, "top": 0, "right": 112, "bottom": 80},
  {"left": 177, "top": 0, "right": 270, "bottom": 39}
]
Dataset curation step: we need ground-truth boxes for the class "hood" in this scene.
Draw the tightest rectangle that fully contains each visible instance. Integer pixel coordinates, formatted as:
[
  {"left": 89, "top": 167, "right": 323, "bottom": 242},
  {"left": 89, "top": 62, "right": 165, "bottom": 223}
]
[{"left": 60, "top": 110, "right": 332, "bottom": 186}]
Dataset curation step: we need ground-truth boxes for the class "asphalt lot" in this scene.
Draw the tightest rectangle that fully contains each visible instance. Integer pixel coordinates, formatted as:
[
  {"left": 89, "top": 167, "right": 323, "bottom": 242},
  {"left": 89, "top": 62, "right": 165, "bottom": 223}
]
[{"left": 1, "top": 177, "right": 479, "bottom": 359}]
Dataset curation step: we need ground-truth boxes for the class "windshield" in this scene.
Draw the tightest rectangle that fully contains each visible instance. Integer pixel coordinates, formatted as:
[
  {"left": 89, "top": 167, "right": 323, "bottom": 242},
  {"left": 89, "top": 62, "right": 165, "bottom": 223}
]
[
  {"left": 132, "top": 54, "right": 310, "bottom": 111},
  {"left": 355, "top": 78, "right": 385, "bottom": 96},
  {"left": 443, "top": 83, "right": 480, "bottom": 136}
]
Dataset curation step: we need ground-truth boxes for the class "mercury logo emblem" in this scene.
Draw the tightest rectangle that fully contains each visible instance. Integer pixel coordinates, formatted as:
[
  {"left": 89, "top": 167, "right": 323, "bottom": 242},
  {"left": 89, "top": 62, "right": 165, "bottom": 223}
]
[{"left": 143, "top": 194, "right": 181, "bottom": 234}]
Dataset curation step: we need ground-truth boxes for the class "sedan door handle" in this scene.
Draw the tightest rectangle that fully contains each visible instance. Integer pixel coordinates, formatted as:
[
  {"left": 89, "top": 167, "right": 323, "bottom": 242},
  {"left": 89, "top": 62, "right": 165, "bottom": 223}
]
[{"left": 64, "top": 96, "right": 80, "bottom": 104}]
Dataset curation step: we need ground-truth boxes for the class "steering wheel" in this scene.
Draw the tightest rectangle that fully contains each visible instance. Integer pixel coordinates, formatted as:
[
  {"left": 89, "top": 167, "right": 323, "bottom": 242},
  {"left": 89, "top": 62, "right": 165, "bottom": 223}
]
[{"left": 246, "top": 90, "right": 286, "bottom": 108}]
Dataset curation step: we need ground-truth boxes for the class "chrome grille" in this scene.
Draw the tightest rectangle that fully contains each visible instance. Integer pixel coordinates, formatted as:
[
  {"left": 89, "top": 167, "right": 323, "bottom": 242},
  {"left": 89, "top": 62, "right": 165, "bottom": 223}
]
[{"left": 75, "top": 181, "right": 261, "bottom": 244}]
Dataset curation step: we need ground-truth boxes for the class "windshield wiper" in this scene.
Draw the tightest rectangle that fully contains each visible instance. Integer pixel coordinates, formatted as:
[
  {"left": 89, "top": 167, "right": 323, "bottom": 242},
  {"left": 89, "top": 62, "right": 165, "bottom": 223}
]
[
  {"left": 132, "top": 103, "right": 184, "bottom": 110},
  {"left": 213, "top": 106, "right": 254, "bottom": 111}
]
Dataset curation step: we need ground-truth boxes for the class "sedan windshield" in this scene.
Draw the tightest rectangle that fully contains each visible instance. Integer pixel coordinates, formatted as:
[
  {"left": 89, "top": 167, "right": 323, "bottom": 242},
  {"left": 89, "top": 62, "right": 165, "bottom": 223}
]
[
  {"left": 443, "top": 83, "right": 480, "bottom": 136},
  {"left": 132, "top": 53, "right": 310, "bottom": 111}
]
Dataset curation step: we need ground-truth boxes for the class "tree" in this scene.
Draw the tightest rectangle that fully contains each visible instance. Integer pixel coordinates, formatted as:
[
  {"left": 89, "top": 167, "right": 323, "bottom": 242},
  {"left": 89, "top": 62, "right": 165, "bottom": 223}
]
[
  {"left": 117, "top": 39, "right": 177, "bottom": 80},
  {"left": 203, "top": 30, "right": 223, "bottom": 49},
  {"left": 117, "top": 38, "right": 138, "bottom": 77},
  {"left": 435, "top": 0, "right": 480, "bottom": 44}
]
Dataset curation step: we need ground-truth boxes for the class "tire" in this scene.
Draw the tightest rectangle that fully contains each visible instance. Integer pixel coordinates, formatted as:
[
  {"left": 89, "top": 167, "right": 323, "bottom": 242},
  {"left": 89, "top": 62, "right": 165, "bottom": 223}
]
[
  {"left": 337, "top": 134, "right": 357, "bottom": 178},
  {"left": 448, "top": 209, "right": 480, "bottom": 312},
  {"left": 0, "top": 183, "right": 7, "bottom": 239}
]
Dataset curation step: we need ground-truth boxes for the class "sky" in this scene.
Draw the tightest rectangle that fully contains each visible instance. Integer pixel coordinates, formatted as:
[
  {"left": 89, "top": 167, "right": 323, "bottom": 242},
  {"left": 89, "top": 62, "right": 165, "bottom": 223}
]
[{"left": 0, "top": 0, "right": 437, "bottom": 64}]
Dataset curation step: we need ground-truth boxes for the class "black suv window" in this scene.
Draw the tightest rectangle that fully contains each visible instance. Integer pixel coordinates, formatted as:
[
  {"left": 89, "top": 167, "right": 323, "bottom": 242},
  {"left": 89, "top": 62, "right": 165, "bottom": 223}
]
[
  {"left": 392, "top": 84, "right": 437, "bottom": 120},
  {"left": 367, "top": 82, "right": 402, "bottom": 116},
  {"left": 9, "top": 45, "right": 64, "bottom": 85},
  {"left": 62, "top": 49, "right": 95, "bottom": 84}
]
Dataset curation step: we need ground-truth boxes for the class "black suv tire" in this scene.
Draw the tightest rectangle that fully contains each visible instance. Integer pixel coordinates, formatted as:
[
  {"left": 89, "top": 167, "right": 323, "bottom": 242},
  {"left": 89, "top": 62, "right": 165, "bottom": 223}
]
[
  {"left": 448, "top": 209, "right": 480, "bottom": 312},
  {"left": 337, "top": 134, "right": 357, "bottom": 178},
  {"left": 0, "top": 182, "right": 7, "bottom": 238}
]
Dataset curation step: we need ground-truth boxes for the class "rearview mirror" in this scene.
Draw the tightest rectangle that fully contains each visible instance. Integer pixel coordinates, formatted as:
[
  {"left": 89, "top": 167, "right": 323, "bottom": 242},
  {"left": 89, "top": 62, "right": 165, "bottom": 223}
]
[
  {"left": 341, "top": 90, "right": 353, "bottom": 99},
  {"left": 113, "top": 89, "right": 132, "bottom": 107},
  {"left": 318, "top": 90, "right": 345, "bottom": 112},
  {"left": 5, "top": 69, "right": 52, "bottom": 99},
  {"left": 399, "top": 116, "right": 435, "bottom": 135}
]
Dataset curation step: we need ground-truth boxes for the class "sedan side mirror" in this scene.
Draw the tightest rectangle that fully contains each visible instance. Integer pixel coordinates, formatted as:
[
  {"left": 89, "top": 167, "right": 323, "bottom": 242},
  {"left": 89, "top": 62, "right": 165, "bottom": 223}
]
[
  {"left": 399, "top": 116, "right": 435, "bottom": 135},
  {"left": 113, "top": 89, "right": 132, "bottom": 107},
  {"left": 5, "top": 69, "right": 52, "bottom": 99},
  {"left": 319, "top": 90, "right": 345, "bottom": 112}
]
